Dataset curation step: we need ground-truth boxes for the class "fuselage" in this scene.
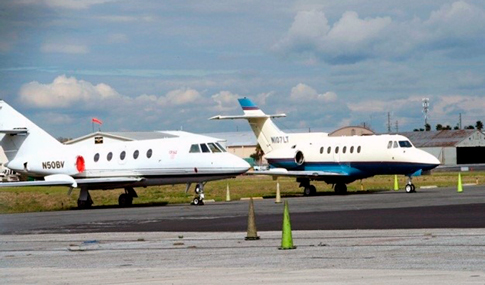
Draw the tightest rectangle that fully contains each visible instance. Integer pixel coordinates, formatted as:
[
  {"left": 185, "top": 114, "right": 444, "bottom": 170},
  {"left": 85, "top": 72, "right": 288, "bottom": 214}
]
[
  {"left": 265, "top": 134, "right": 440, "bottom": 183},
  {"left": 7, "top": 134, "right": 250, "bottom": 189}
]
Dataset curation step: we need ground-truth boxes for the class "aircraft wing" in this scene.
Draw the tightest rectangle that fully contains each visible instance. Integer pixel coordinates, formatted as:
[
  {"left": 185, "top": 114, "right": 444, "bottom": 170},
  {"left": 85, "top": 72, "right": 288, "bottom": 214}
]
[
  {"left": 247, "top": 168, "right": 348, "bottom": 178},
  {"left": 0, "top": 175, "right": 143, "bottom": 188}
]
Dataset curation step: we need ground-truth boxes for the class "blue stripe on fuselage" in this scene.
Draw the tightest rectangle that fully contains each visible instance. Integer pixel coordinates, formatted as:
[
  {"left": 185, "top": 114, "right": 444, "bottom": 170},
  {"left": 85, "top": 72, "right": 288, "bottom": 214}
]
[{"left": 267, "top": 159, "right": 437, "bottom": 177}]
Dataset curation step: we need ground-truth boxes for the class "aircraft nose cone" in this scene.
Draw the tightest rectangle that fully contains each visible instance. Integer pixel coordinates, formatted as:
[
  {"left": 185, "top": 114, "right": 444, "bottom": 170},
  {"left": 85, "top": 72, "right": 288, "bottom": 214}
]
[{"left": 423, "top": 151, "right": 440, "bottom": 170}]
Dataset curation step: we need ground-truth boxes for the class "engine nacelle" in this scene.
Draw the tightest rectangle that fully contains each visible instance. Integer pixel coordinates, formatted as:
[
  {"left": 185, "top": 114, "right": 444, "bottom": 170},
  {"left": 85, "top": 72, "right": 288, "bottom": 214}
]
[
  {"left": 265, "top": 148, "right": 305, "bottom": 169},
  {"left": 8, "top": 154, "right": 85, "bottom": 176}
]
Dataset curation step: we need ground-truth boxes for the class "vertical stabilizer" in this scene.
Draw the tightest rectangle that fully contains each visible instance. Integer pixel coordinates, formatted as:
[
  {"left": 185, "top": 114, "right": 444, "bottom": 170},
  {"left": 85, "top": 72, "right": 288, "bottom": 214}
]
[
  {"left": 210, "top": 98, "right": 287, "bottom": 154},
  {"left": 0, "top": 100, "right": 62, "bottom": 165}
]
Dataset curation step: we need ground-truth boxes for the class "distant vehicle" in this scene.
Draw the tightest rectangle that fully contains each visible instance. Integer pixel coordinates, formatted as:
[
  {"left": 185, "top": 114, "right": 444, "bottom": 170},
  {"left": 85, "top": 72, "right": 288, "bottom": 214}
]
[
  {"left": 211, "top": 98, "right": 440, "bottom": 195},
  {"left": 0, "top": 100, "right": 250, "bottom": 208},
  {"left": 253, "top": 165, "right": 269, "bottom": 171}
]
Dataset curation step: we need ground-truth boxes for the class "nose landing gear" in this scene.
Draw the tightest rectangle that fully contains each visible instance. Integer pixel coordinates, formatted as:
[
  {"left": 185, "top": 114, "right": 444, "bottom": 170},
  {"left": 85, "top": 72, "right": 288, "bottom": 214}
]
[
  {"left": 192, "top": 183, "right": 205, "bottom": 205},
  {"left": 405, "top": 176, "right": 416, "bottom": 193}
]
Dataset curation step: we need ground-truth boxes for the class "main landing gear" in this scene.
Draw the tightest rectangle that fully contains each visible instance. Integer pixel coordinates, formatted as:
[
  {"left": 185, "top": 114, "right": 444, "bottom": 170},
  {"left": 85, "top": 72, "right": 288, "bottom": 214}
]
[
  {"left": 191, "top": 183, "right": 205, "bottom": 206},
  {"left": 297, "top": 178, "right": 349, "bottom": 196},
  {"left": 334, "top": 183, "right": 348, "bottom": 195},
  {"left": 298, "top": 178, "right": 316, "bottom": 196},
  {"left": 77, "top": 188, "right": 93, "bottom": 209},
  {"left": 405, "top": 176, "right": 416, "bottom": 193},
  {"left": 76, "top": 187, "right": 139, "bottom": 209},
  {"left": 118, "top": 187, "right": 138, "bottom": 207}
]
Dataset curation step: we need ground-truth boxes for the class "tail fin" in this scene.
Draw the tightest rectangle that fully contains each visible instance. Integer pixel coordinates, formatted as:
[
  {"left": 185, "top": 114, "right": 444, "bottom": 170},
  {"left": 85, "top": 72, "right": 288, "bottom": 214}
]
[
  {"left": 0, "top": 100, "right": 62, "bottom": 165},
  {"left": 210, "top": 98, "right": 287, "bottom": 154}
]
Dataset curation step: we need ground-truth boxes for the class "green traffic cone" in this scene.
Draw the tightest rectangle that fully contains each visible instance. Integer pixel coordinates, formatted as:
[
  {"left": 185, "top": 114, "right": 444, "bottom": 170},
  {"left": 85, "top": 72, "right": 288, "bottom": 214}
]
[
  {"left": 394, "top": 175, "right": 399, "bottom": 191},
  {"left": 457, "top": 173, "right": 463, "bottom": 193},
  {"left": 245, "top": 198, "right": 260, "bottom": 240},
  {"left": 279, "top": 200, "right": 296, "bottom": 250}
]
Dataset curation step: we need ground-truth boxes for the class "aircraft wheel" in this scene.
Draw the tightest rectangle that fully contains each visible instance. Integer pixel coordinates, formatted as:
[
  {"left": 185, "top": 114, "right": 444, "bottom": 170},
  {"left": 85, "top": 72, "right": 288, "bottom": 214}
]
[
  {"left": 77, "top": 200, "right": 92, "bottom": 209},
  {"left": 192, "top": 197, "right": 201, "bottom": 205},
  {"left": 119, "top": 193, "right": 133, "bottom": 207},
  {"left": 310, "top": 185, "right": 317, "bottom": 195},
  {"left": 335, "top": 183, "right": 347, "bottom": 195},
  {"left": 303, "top": 186, "right": 312, "bottom": 196},
  {"left": 405, "top": 184, "right": 416, "bottom": 193},
  {"left": 194, "top": 184, "right": 201, "bottom": 194}
]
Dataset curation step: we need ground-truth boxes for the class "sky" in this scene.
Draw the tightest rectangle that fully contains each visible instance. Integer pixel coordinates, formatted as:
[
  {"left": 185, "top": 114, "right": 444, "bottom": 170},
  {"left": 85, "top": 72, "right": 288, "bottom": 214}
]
[{"left": 1, "top": 0, "right": 484, "bottom": 139}]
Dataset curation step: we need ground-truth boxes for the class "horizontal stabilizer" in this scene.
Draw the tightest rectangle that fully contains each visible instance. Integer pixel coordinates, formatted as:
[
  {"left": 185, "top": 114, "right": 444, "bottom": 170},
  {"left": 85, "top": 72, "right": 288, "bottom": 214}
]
[
  {"left": 0, "top": 174, "right": 76, "bottom": 188},
  {"left": 0, "top": 128, "right": 28, "bottom": 134},
  {"left": 209, "top": 114, "right": 286, "bottom": 120}
]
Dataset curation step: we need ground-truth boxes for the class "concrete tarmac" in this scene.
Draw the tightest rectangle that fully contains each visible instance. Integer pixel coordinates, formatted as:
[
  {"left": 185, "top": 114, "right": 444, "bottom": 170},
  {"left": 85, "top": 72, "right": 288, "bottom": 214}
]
[
  {"left": 1, "top": 185, "right": 485, "bottom": 284},
  {"left": 1, "top": 230, "right": 485, "bottom": 284}
]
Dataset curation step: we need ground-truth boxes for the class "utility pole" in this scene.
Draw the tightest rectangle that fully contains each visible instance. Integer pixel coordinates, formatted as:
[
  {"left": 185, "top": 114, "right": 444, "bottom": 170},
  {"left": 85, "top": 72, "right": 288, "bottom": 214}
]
[
  {"left": 387, "top": 112, "right": 391, "bottom": 133},
  {"left": 395, "top": 120, "right": 399, "bottom": 133},
  {"left": 422, "top": 98, "right": 430, "bottom": 128},
  {"left": 459, "top": 113, "right": 462, "bottom": 130}
]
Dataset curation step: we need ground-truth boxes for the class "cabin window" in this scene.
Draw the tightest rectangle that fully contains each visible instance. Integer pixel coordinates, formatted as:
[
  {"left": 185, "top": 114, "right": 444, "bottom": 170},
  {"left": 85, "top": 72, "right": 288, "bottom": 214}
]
[
  {"left": 200, "top": 144, "right": 210, "bottom": 153},
  {"left": 208, "top": 143, "right": 221, "bottom": 153},
  {"left": 357, "top": 146, "right": 361, "bottom": 153},
  {"left": 399, "top": 140, "right": 413, "bottom": 148},
  {"left": 133, "top": 150, "right": 139, "bottom": 159},
  {"left": 94, "top": 153, "right": 100, "bottom": 162},
  {"left": 320, "top": 147, "right": 324, "bottom": 154},
  {"left": 393, "top": 141, "right": 399, "bottom": 148},
  {"left": 335, "top": 146, "right": 339, "bottom": 154},
  {"left": 147, "top": 149, "right": 153, "bottom": 158},
  {"left": 215, "top": 142, "right": 227, "bottom": 152},
  {"left": 387, "top": 141, "right": 393, "bottom": 149},
  {"left": 120, "top": 151, "right": 126, "bottom": 160},
  {"left": 327, "top": 146, "right": 331, "bottom": 154},
  {"left": 189, "top": 144, "right": 200, "bottom": 153},
  {"left": 350, "top": 146, "right": 354, "bottom": 153},
  {"left": 343, "top": 146, "right": 347, "bottom": 154},
  {"left": 107, "top": 152, "right": 113, "bottom": 161}
]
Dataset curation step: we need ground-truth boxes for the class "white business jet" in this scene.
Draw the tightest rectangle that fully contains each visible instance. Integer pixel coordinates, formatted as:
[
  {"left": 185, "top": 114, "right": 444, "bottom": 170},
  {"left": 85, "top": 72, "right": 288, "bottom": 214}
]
[
  {"left": 0, "top": 100, "right": 250, "bottom": 208},
  {"left": 211, "top": 98, "right": 440, "bottom": 195}
]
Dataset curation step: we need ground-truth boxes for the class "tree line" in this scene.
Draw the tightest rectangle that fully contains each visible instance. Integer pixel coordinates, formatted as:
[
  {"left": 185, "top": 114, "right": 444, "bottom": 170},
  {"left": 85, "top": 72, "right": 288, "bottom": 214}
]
[{"left": 414, "top": 121, "right": 483, "bottom": 132}]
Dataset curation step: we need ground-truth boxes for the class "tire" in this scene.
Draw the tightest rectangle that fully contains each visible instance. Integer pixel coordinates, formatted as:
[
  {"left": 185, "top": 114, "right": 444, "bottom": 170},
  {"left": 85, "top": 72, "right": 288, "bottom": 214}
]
[
  {"left": 119, "top": 194, "right": 131, "bottom": 207},
  {"left": 405, "top": 184, "right": 413, "bottom": 193},
  {"left": 303, "top": 187, "right": 312, "bottom": 196},
  {"left": 309, "top": 185, "right": 317, "bottom": 195},
  {"left": 192, "top": 197, "right": 200, "bottom": 205},
  {"left": 335, "top": 183, "right": 347, "bottom": 195}
]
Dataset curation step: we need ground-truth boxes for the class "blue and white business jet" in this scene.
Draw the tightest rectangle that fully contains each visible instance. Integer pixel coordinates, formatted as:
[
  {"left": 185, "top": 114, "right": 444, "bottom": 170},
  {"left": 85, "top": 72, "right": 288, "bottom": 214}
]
[
  {"left": 211, "top": 98, "right": 440, "bottom": 195},
  {"left": 0, "top": 100, "right": 250, "bottom": 208}
]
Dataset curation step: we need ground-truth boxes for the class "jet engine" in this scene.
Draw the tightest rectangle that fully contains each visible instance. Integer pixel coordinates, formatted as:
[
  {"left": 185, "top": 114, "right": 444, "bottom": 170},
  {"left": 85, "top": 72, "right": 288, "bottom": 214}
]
[
  {"left": 265, "top": 148, "right": 305, "bottom": 169},
  {"left": 8, "top": 154, "right": 85, "bottom": 176}
]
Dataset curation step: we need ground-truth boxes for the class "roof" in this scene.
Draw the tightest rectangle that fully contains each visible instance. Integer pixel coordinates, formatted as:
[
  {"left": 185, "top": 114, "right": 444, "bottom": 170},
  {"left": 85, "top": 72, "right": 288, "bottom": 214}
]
[
  {"left": 203, "top": 132, "right": 256, "bottom": 147},
  {"left": 398, "top": 130, "right": 479, "bottom": 147}
]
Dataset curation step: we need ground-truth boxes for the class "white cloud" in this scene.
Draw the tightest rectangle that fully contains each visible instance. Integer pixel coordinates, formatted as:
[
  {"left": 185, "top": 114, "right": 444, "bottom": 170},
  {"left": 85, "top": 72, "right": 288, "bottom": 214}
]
[
  {"left": 41, "top": 43, "right": 89, "bottom": 54},
  {"left": 274, "top": 9, "right": 391, "bottom": 64},
  {"left": 290, "top": 83, "right": 337, "bottom": 103},
  {"left": 211, "top": 91, "right": 239, "bottom": 112},
  {"left": 274, "top": 1, "right": 485, "bottom": 64},
  {"left": 157, "top": 87, "right": 202, "bottom": 106},
  {"left": 44, "top": 0, "right": 113, "bottom": 10},
  {"left": 19, "top": 75, "right": 121, "bottom": 108}
]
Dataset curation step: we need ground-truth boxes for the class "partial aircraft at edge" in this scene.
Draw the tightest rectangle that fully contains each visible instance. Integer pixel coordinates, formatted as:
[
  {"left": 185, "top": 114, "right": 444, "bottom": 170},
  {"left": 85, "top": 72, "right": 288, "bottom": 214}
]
[
  {"left": 0, "top": 100, "right": 250, "bottom": 208},
  {"left": 211, "top": 98, "right": 440, "bottom": 195}
]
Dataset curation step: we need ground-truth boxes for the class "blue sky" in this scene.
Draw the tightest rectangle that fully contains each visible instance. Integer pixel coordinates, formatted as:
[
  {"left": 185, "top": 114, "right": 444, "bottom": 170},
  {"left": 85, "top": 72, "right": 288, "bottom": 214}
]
[{"left": 1, "top": 0, "right": 484, "bottom": 138}]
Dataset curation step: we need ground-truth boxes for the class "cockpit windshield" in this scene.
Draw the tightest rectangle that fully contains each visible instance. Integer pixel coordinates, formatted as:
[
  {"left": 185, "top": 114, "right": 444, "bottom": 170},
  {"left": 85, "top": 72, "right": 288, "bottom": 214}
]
[
  {"left": 207, "top": 143, "right": 221, "bottom": 153},
  {"left": 399, "top": 140, "right": 413, "bottom": 148}
]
